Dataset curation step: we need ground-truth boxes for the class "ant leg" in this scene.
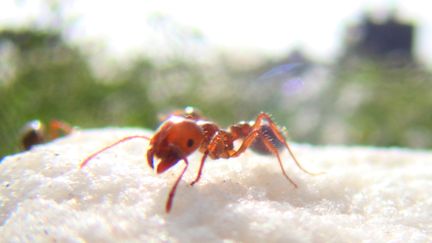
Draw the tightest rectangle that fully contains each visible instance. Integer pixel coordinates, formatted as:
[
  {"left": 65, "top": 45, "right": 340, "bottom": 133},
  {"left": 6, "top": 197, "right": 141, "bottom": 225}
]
[
  {"left": 229, "top": 130, "right": 260, "bottom": 157},
  {"left": 254, "top": 113, "right": 321, "bottom": 176},
  {"left": 261, "top": 135, "right": 298, "bottom": 188},
  {"left": 190, "top": 152, "right": 209, "bottom": 186},
  {"left": 230, "top": 129, "right": 298, "bottom": 188},
  {"left": 166, "top": 158, "right": 189, "bottom": 213},
  {"left": 80, "top": 135, "right": 150, "bottom": 168}
]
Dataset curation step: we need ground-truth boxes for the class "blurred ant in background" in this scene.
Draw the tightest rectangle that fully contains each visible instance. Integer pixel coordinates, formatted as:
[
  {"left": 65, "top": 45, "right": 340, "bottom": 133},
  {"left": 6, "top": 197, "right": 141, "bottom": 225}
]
[
  {"left": 81, "top": 106, "right": 319, "bottom": 213},
  {"left": 20, "top": 120, "right": 73, "bottom": 150}
]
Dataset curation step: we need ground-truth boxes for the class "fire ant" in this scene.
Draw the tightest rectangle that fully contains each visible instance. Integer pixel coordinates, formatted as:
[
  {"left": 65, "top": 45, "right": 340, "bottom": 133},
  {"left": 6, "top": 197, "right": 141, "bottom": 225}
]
[
  {"left": 161, "top": 107, "right": 283, "bottom": 154},
  {"left": 80, "top": 107, "right": 318, "bottom": 213},
  {"left": 20, "top": 120, "right": 73, "bottom": 150}
]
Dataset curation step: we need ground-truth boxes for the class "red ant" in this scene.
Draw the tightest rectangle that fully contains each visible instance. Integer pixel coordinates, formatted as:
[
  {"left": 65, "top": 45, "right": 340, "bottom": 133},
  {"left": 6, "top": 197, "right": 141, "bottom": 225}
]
[
  {"left": 80, "top": 107, "right": 318, "bottom": 212},
  {"left": 20, "top": 120, "right": 73, "bottom": 150}
]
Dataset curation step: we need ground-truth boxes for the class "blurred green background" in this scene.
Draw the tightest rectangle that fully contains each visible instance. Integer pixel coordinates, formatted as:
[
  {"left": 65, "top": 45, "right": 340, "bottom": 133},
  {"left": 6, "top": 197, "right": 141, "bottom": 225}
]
[{"left": 2, "top": 1, "right": 432, "bottom": 158}]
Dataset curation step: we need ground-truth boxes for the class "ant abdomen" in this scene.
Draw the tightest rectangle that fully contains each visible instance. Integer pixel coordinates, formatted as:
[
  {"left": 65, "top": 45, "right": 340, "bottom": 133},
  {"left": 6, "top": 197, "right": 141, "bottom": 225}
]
[{"left": 21, "top": 120, "right": 46, "bottom": 150}]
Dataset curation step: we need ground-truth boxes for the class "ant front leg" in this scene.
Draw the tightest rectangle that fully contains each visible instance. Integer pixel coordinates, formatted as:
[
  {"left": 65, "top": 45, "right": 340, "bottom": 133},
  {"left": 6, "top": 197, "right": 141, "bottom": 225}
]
[
  {"left": 190, "top": 152, "right": 209, "bottom": 186},
  {"left": 166, "top": 158, "right": 189, "bottom": 213}
]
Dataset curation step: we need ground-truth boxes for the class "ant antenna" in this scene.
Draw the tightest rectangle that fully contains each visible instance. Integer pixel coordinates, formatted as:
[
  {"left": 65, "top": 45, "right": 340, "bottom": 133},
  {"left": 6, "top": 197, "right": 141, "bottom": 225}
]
[{"left": 80, "top": 135, "right": 150, "bottom": 168}]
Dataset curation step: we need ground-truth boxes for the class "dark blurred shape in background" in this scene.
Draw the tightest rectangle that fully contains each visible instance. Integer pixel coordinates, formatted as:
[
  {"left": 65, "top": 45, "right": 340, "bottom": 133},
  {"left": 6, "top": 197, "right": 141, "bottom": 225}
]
[
  {"left": 1, "top": 1, "right": 432, "bottom": 158},
  {"left": 351, "top": 13, "right": 414, "bottom": 62},
  {"left": 344, "top": 10, "right": 416, "bottom": 67}
]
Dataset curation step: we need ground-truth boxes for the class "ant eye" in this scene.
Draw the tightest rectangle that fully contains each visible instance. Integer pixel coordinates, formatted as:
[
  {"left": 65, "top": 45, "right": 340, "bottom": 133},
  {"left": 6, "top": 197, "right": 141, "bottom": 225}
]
[{"left": 186, "top": 139, "right": 194, "bottom": 147}]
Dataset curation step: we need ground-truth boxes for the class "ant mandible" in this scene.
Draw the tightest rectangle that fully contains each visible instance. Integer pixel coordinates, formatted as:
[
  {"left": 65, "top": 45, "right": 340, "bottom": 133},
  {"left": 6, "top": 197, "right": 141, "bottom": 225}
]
[{"left": 80, "top": 107, "right": 318, "bottom": 213}]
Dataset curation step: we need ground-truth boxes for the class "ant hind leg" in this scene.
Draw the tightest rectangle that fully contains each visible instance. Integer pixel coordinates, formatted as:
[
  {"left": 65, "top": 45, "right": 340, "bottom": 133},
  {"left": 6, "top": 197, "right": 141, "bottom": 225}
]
[
  {"left": 260, "top": 135, "right": 298, "bottom": 188},
  {"left": 254, "top": 113, "right": 322, "bottom": 176}
]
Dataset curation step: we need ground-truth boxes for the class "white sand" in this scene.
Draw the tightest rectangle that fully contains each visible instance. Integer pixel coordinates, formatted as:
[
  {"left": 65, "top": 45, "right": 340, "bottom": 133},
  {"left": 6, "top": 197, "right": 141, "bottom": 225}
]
[{"left": 1, "top": 128, "right": 431, "bottom": 242}]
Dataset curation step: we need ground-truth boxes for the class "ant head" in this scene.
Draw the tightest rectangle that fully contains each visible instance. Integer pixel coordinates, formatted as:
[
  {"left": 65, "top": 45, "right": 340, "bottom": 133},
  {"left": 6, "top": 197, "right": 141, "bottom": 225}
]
[{"left": 148, "top": 116, "right": 204, "bottom": 173}]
